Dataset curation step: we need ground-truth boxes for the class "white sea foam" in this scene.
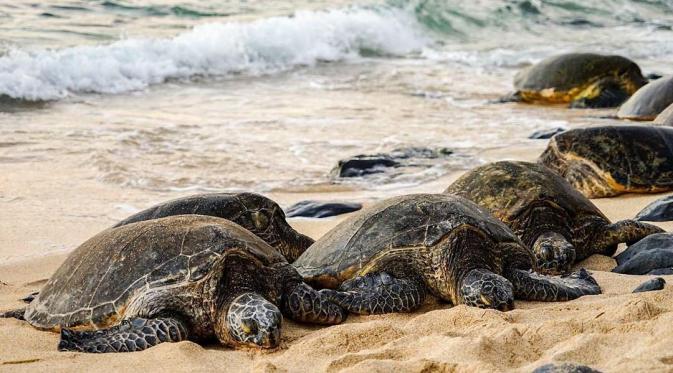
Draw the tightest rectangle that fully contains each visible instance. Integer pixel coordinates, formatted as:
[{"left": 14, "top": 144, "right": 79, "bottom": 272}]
[{"left": 0, "top": 7, "right": 427, "bottom": 101}]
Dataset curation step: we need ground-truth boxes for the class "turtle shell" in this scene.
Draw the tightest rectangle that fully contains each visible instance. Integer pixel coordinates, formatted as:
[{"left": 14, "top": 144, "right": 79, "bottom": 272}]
[
  {"left": 293, "top": 194, "right": 522, "bottom": 288},
  {"left": 446, "top": 161, "right": 608, "bottom": 226},
  {"left": 618, "top": 75, "right": 673, "bottom": 120},
  {"left": 539, "top": 125, "right": 673, "bottom": 197},
  {"left": 654, "top": 103, "right": 673, "bottom": 126},
  {"left": 25, "top": 215, "right": 286, "bottom": 330}
]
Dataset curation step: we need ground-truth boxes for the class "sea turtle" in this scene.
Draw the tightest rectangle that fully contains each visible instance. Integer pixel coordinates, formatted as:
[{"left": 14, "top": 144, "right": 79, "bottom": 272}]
[
  {"left": 539, "top": 126, "right": 673, "bottom": 198},
  {"left": 506, "top": 53, "right": 647, "bottom": 108},
  {"left": 293, "top": 194, "right": 601, "bottom": 314},
  {"left": 1, "top": 215, "right": 344, "bottom": 353},
  {"left": 654, "top": 103, "right": 673, "bottom": 126},
  {"left": 113, "top": 193, "right": 314, "bottom": 262},
  {"left": 617, "top": 75, "right": 673, "bottom": 120},
  {"left": 445, "top": 161, "right": 663, "bottom": 274}
]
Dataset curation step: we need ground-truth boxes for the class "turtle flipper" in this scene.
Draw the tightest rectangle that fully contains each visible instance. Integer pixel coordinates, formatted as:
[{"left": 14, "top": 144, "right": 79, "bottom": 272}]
[
  {"left": 0, "top": 308, "right": 26, "bottom": 320},
  {"left": 595, "top": 220, "right": 664, "bottom": 255},
  {"left": 58, "top": 317, "right": 188, "bottom": 353},
  {"left": 322, "top": 272, "right": 426, "bottom": 315},
  {"left": 532, "top": 231, "right": 576, "bottom": 275},
  {"left": 570, "top": 78, "right": 630, "bottom": 108},
  {"left": 507, "top": 268, "right": 601, "bottom": 302},
  {"left": 281, "top": 282, "right": 346, "bottom": 325}
]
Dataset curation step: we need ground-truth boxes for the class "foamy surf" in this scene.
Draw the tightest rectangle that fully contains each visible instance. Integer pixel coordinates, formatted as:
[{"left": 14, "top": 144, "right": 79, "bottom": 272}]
[{"left": 0, "top": 6, "right": 427, "bottom": 101}]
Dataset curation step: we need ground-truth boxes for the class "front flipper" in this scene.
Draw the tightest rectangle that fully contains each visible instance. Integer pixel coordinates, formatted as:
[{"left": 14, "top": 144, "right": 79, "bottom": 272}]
[
  {"left": 507, "top": 268, "right": 601, "bottom": 302},
  {"left": 322, "top": 272, "right": 426, "bottom": 315},
  {"left": 281, "top": 282, "right": 346, "bottom": 325},
  {"left": 570, "top": 78, "right": 630, "bottom": 108},
  {"left": 0, "top": 308, "right": 26, "bottom": 320},
  {"left": 58, "top": 317, "right": 188, "bottom": 353},
  {"left": 595, "top": 220, "right": 664, "bottom": 256}
]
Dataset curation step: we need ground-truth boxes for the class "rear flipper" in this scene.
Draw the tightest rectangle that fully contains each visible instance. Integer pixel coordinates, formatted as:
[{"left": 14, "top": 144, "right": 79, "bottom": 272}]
[
  {"left": 58, "top": 317, "right": 188, "bottom": 353},
  {"left": 281, "top": 282, "right": 346, "bottom": 325},
  {"left": 594, "top": 220, "right": 665, "bottom": 257},
  {"left": 21, "top": 292, "right": 39, "bottom": 303},
  {"left": 0, "top": 308, "right": 26, "bottom": 320},
  {"left": 570, "top": 78, "right": 629, "bottom": 108},
  {"left": 322, "top": 272, "right": 426, "bottom": 315},
  {"left": 507, "top": 268, "right": 601, "bottom": 302}
]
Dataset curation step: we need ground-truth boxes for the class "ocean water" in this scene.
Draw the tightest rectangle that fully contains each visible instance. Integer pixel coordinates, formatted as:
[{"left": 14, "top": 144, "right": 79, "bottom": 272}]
[{"left": 1, "top": 0, "right": 673, "bottom": 194}]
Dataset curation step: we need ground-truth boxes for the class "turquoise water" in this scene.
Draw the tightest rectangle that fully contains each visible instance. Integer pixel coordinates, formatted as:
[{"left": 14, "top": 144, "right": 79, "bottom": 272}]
[{"left": 0, "top": 0, "right": 672, "bottom": 192}]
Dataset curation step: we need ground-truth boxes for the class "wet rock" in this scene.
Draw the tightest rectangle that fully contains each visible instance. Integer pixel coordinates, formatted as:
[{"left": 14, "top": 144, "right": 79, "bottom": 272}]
[
  {"left": 635, "top": 195, "right": 673, "bottom": 222},
  {"left": 614, "top": 233, "right": 673, "bottom": 275},
  {"left": 532, "top": 363, "right": 602, "bottom": 373},
  {"left": 617, "top": 75, "right": 673, "bottom": 120},
  {"left": 647, "top": 267, "right": 673, "bottom": 275},
  {"left": 654, "top": 103, "right": 673, "bottom": 126},
  {"left": 528, "top": 127, "right": 566, "bottom": 139},
  {"left": 331, "top": 147, "right": 453, "bottom": 178},
  {"left": 285, "top": 201, "right": 362, "bottom": 218},
  {"left": 633, "top": 277, "right": 666, "bottom": 293}
]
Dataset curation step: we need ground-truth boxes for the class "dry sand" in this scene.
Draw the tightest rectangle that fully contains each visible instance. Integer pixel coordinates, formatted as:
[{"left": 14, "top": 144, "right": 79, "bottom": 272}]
[{"left": 2, "top": 145, "right": 673, "bottom": 373}]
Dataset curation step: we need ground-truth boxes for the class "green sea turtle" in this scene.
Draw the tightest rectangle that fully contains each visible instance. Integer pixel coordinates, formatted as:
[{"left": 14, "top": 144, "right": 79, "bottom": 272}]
[
  {"left": 654, "top": 103, "right": 673, "bottom": 126},
  {"left": 617, "top": 75, "right": 673, "bottom": 120},
  {"left": 507, "top": 53, "right": 647, "bottom": 108},
  {"left": 113, "top": 193, "right": 314, "bottom": 262},
  {"left": 293, "top": 194, "right": 601, "bottom": 314},
  {"left": 445, "top": 161, "right": 663, "bottom": 274},
  {"left": 1, "top": 215, "right": 344, "bottom": 353},
  {"left": 539, "top": 126, "right": 673, "bottom": 198}
]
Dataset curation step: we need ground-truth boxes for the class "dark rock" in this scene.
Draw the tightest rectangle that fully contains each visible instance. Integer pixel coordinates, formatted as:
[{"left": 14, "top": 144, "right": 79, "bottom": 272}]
[
  {"left": 635, "top": 195, "right": 673, "bottom": 222},
  {"left": 615, "top": 233, "right": 673, "bottom": 265},
  {"left": 528, "top": 127, "right": 567, "bottom": 139},
  {"left": 532, "top": 363, "right": 602, "bottom": 373},
  {"left": 633, "top": 277, "right": 666, "bottom": 293},
  {"left": 647, "top": 267, "right": 673, "bottom": 275},
  {"left": 614, "top": 249, "right": 673, "bottom": 275},
  {"left": 331, "top": 147, "right": 453, "bottom": 178},
  {"left": 285, "top": 201, "right": 362, "bottom": 218}
]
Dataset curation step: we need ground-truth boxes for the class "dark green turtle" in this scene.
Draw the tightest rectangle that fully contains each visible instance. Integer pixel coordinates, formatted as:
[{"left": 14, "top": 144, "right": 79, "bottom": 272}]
[
  {"left": 507, "top": 53, "right": 646, "bottom": 108},
  {"left": 618, "top": 75, "right": 673, "bottom": 120},
  {"left": 113, "top": 193, "right": 313, "bottom": 262},
  {"left": 1, "top": 215, "right": 344, "bottom": 353},
  {"left": 539, "top": 126, "right": 673, "bottom": 198},
  {"left": 445, "top": 161, "right": 663, "bottom": 274},
  {"left": 654, "top": 103, "right": 673, "bottom": 126},
  {"left": 293, "top": 194, "right": 601, "bottom": 314}
]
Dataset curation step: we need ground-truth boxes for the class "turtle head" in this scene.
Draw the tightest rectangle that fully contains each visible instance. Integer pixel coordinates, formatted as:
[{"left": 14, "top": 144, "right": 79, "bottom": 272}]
[
  {"left": 532, "top": 231, "right": 576, "bottom": 275},
  {"left": 460, "top": 269, "right": 514, "bottom": 311},
  {"left": 240, "top": 193, "right": 314, "bottom": 262},
  {"left": 218, "top": 292, "right": 282, "bottom": 349}
]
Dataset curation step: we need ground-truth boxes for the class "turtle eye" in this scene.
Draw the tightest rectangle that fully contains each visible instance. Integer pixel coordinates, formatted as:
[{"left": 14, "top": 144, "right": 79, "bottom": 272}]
[
  {"left": 252, "top": 211, "right": 270, "bottom": 230},
  {"left": 479, "top": 294, "right": 492, "bottom": 306},
  {"left": 241, "top": 319, "right": 259, "bottom": 335}
]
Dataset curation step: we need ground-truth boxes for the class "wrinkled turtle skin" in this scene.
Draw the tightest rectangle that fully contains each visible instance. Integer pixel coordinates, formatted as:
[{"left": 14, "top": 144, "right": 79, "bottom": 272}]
[
  {"left": 539, "top": 126, "right": 673, "bottom": 198},
  {"left": 8, "top": 215, "right": 345, "bottom": 353},
  {"left": 446, "top": 161, "right": 663, "bottom": 273},
  {"left": 293, "top": 194, "right": 601, "bottom": 314},
  {"left": 113, "top": 192, "right": 314, "bottom": 262},
  {"left": 510, "top": 53, "right": 646, "bottom": 108},
  {"left": 618, "top": 75, "right": 673, "bottom": 120}
]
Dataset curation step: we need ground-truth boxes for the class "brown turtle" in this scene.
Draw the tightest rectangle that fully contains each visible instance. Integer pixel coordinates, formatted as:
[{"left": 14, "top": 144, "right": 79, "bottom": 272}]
[
  {"left": 293, "top": 194, "right": 601, "bottom": 314},
  {"left": 113, "top": 192, "right": 313, "bottom": 262},
  {"left": 539, "top": 125, "right": 673, "bottom": 198},
  {"left": 1, "top": 215, "right": 344, "bottom": 353},
  {"left": 507, "top": 53, "right": 646, "bottom": 108},
  {"left": 446, "top": 161, "right": 663, "bottom": 274}
]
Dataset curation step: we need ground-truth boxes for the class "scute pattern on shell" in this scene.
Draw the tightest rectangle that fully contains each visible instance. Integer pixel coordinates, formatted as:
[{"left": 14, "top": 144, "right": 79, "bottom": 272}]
[{"left": 25, "top": 215, "right": 286, "bottom": 330}]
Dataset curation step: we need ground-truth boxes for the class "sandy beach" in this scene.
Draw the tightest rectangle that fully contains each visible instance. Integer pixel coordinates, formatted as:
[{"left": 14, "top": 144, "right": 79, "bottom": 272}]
[{"left": 2, "top": 142, "right": 673, "bottom": 373}]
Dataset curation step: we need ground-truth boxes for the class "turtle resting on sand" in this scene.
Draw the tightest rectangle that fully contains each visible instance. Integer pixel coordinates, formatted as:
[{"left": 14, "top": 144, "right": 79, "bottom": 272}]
[
  {"left": 539, "top": 126, "right": 673, "bottom": 198},
  {"left": 114, "top": 193, "right": 313, "bottom": 262},
  {"left": 445, "top": 161, "right": 663, "bottom": 274},
  {"left": 293, "top": 194, "right": 601, "bottom": 314},
  {"left": 617, "top": 75, "right": 673, "bottom": 120},
  {"left": 506, "top": 53, "right": 646, "bottom": 108},
  {"left": 1, "top": 215, "right": 344, "bottom": 353}
]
